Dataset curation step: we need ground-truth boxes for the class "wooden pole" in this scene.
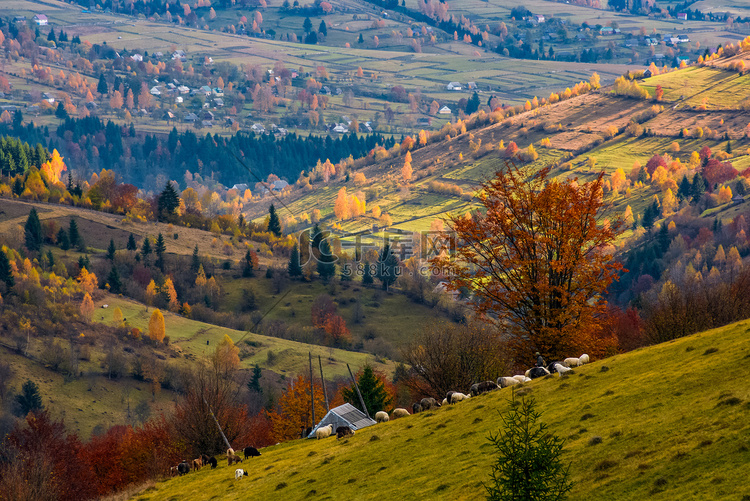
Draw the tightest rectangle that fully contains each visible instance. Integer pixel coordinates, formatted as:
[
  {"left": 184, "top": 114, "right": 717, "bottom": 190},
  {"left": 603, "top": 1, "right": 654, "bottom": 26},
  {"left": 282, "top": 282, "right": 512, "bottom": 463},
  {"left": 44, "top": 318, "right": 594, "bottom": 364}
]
[
  {"left": 203, "top": 397, "right": 232, "bottom": 451},
  {"left": 319, "top": 355, "right": 329, "bottom": 411},
  {"left": 347, "top": 363, "right": 370, "bottom": 420},
  {"left": 309, "top": 352, "right": 315, "bottom": 428}
]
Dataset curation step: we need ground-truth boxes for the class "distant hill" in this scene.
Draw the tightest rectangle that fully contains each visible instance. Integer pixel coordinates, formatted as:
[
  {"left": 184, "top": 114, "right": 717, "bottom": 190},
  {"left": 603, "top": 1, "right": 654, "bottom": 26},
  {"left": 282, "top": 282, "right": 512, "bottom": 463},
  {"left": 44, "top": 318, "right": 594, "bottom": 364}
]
[{"left": 134, "top": 318, "right": 750, "bottom": 500}]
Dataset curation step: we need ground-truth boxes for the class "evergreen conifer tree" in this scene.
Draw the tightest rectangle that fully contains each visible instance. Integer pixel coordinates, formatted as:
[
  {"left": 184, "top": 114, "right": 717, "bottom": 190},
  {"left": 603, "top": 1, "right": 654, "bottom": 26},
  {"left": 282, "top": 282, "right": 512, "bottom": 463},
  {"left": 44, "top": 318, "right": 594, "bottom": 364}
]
[
  {"left": 46, "top": 249, "right": 55, "bottom": 269},
  {"left": 485, "top": 395, "right": 573, "bottom": 501},
  {"left": 0, "top": 249, "right": 14, "bottom": 289},
  {"left": 288, "top": 243, "right": 303, "bottom": 277},
  {"left": 57, "top": 228, "right": 69, "bottom": 251},
  {"left": 319, "top": 20, "right": 327, "bottom": 36},
  {"left": 107, "top": 265, "right": 122, "bottom": 293},
  {"left": 24, "top": 208, "right": 43, "bottom": 253},
  {"left": 191, "top": 245, "right": 201, "bottom": 272},
  {"left": 68, "top": 218, "right": 80, "bottom": 248},
  {"left": 376, "top": 242, "right": 399, "bottom": 290},
  {"left": 14, "top": 380, "right": 43, "bottom": 417},
  {"left": 362, "top": 260, "right": 373, "bottom": 285},
  {"left": 107, "top": 238, "right": 116, "bottom": 261},
  {"left": 141, "top": 237, "right": 152, "bottom": 262},
  {"left": 97, "top": 74, "right": 108, "bottom": 95},
  {"left": 267, "top": 204, "right": 282, "bottom": 237},
  {"left": 341, "top": 365, "right": 391, "bottom": 417},
  {"left": 157, "top": 182, "right": 180, "bottom": 222},
  {"left": 155, "top": 233, "right": 166, "bottom": 270},
  {"left": 303, "top": 17, "right": 313, "bottom": 33},
  {"left": 127, "top": 233, "right": 137, "bottom": 251},
  {"left": 317, "top": 237, "right": 336, "bottom": 281}
]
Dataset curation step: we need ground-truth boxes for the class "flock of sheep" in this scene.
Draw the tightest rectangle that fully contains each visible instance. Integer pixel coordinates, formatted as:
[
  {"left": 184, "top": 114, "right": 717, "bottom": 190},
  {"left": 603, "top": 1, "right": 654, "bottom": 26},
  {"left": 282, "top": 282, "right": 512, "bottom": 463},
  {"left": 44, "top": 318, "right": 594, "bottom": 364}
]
[
  {"left": 171, "top": 353, "right": 590, "bottom": 480},
  {"left": 367, "top": 354, "right": 591, "bottom": 423}
]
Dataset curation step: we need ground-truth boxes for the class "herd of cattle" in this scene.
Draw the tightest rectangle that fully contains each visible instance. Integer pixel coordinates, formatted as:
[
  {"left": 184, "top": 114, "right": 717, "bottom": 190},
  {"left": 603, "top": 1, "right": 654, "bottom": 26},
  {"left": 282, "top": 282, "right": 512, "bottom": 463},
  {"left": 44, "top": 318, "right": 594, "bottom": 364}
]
[{"left": 171, "top": 354, "right": 590, "bottom": 479}]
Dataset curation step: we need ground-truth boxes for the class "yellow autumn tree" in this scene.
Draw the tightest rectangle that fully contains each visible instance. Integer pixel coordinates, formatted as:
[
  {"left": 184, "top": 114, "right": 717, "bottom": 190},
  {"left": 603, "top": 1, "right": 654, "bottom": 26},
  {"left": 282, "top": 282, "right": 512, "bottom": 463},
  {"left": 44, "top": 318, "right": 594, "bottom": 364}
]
[
  {"left": 623, "top": 205, "right": 635, "bottom": 227},
  {"left": 402, "top": 161, "right": 413, "bottom": 182},
  {"left": 80, "top": 293, "right": 94, "bottom": 323},
  {"left": 213, "top": 334, "right": 240, "bottom": 372},
  {"left": 145, "top": 279, "right": 157, "bottom": 306},
  {"left": 195, "top": 265, "right": 207, "bottom": 288},
  {"left": 334, "top": 187, "right": 350, "bottom": 220},
  {"left": 148, "top": 309, "right": 166, "bottom": 343},
  {"left": 661, "top": 188, "right": 677, "bottom": 216},
  {"left": 113, "top": 307, "right": 124, "bottom": 327},
  {"left": 163, "top": 277, "right": 179, "bottom": 312},
  {"left": 77, "top": 268, "right": 98, "bottom": 296}
]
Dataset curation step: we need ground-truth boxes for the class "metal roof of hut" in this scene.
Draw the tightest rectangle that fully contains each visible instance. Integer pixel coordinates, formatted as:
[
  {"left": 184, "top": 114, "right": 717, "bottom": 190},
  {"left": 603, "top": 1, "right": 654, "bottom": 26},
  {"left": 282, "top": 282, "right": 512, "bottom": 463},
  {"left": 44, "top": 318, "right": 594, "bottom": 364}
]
[{"left": 307, "top": 403, "right": 376, "bottom": 438}]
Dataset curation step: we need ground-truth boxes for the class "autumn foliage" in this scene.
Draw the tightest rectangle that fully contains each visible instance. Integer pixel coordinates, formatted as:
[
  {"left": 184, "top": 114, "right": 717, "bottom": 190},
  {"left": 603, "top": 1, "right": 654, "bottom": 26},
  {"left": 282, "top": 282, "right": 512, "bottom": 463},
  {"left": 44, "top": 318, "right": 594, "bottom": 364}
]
[{"left": 437, "top": 162, "right": 624, "bottom": 361}]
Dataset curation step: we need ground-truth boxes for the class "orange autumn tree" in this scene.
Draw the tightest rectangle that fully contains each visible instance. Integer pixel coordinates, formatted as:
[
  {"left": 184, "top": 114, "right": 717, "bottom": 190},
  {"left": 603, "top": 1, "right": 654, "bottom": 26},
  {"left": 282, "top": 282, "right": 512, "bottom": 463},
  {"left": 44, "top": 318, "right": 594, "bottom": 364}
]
[
  {"left": 266, "top": 375, "right": 326, "bottom": 442},
  {"left": 436, "top": 162, "right": 624, "bottom": 361},
  {"left": 148, "top": 309, "right": 165, "bottom": 342}
]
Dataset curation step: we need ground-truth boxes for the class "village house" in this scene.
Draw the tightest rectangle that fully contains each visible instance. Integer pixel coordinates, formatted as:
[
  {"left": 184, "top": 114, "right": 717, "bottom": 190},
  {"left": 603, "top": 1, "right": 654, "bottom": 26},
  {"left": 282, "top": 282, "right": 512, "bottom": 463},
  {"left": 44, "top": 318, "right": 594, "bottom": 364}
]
[
  {"left": 33, "top": 14, "right": 48, "bottom": 26},
  {"left": 446, "top": 82, "right": 462, "bottom": 91}
]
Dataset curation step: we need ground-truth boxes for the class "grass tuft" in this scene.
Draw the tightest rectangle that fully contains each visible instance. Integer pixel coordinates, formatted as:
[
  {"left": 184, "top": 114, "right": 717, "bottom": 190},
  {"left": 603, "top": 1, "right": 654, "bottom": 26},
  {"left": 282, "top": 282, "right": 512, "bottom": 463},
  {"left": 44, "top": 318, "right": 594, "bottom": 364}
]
[
  {"left": 275, "top": 483, "right": 287, "bottom": 490},
  {"left": 369, "top": 435, "right": 380, "bottom": 442},
  {"left": 589, "top": 436, "right": 603, "bottom": 446},
  {"left": 580, "top": 413, "right": 595, "bottom": 421},
  {"left": 600, "top": 366, "right": 610, "bottom": 372},
  {"left": 703, "top": 347, "right": 719, "bottom": 355},
  {"left": 594, "top": 459, "right": 618, "bottom": 471},
  {"left": 435, "top": 484, "right": 449, "bottom": 492},
  {"left": 716, "top": 397, "right": 742, "bottom": 406}
]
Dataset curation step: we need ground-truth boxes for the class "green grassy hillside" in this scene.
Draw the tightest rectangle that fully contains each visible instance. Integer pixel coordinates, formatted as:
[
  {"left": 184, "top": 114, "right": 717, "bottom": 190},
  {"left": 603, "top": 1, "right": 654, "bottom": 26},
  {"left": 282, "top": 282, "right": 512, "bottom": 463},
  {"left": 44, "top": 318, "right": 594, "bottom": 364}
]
[{"left": 133, "top": 319, "right": 750, "bottom": 500}]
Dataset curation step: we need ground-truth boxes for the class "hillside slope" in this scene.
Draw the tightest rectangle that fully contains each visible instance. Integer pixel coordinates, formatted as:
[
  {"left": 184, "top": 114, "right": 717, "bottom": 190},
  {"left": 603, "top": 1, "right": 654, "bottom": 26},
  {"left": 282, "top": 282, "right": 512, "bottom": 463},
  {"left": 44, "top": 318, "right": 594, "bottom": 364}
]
[{"left": 134, "top": 319, "right": 750, "bottom": 500}]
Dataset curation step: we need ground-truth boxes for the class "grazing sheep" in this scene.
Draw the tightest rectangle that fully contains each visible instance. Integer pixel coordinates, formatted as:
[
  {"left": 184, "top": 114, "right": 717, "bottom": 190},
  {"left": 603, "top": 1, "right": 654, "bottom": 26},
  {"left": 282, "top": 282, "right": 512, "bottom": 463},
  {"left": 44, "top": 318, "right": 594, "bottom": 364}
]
[
  {"left": 525, "top": 367, "right": 550, "bottom": 379},
  {"left": 244, "top": 446, "right": 261, "bottom": 460},
  {"left": 563, "top": 357, "right": 580, "bottom": 367},
  {"left": 546, "top": 361, "right": 564, "bottom": 374},
  {"left": 208, "top": 457, "right": 217, "bottom": 469},
  {"left": 177, "top": 461, "right": 190, "bottom": 475},
  {"left": 227, "top": 454, "right": 242, "bottom": 466},
  {"left": 192, "top": 458, "right": 202, "bottom": 471},
  {"left": 200, "top": 454, "right": 210, "bottom": 465},
  {"left": 451, "top": 392, "right": 471, "bottom": 404},
  {"left": 235, "top": 468, "right": 248, "bottom": 480},
  {"left": 227, "top": 448, "right": 235, "bottom": 458},
  {"left": 169, "top": 466, "right": 177, "bottom": 476},
  {"left": 420, "top": 397, "right": 440, "bottom": 410},
  {"left": 315, "top": 424, "right": 334, "bottom": 439},
  {"left": 554, "top": 363, "right": 572, "bottom": 374},
  {"left": 472, "top": 380, "right": 498, "bottom": 396},
  {"left": 441, "top": 398, "right": 448, "bottom": 406},
  {"left": 445, "top": 391, "right": 455, "bottom": 404},
  {"left": 579, "top": 354, "right": 590, "bottom": 365},
  {"left": 375, "top": 411, "right": 390, "bottom": 423},
  {"left": 497, "top": 376, "right": 520, "bottom": 388},
  {"left": 391, "top": 408, "right": 410, "bottom": 418},
  {"left": 336, "top": 426, "right": 355, "bottom": 439},
  {"left": 412, "top": 402, "right": 422, "bottom": 414}
]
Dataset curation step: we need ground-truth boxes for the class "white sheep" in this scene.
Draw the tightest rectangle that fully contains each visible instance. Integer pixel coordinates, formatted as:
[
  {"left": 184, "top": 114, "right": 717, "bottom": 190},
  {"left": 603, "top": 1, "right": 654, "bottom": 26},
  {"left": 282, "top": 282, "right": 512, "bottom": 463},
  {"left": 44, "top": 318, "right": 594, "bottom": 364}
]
[
  {"left": 554, "top": 363, "right": 572, "bottom": 374},
  {"left": 512, "top": 375, "right": 530, "bottom": 383},
  {"left": 525, "top": 367, "right": 550, "bottom": 379},
  {"left": 226, "top": 448, "right": 235, "bottom": 458},
  {"left": 563, "top": 357, "right": 580, "bottom": 367},
  {"left": 450, "top": 392, "right": 470, "bottom": 404},
  {"left": 375, "top": 411, "right": 390, "bottom": 423},
  {"left": 315, "top": 424, "right": 334, "bottom": 439},
  {"left": 497, "top": 377, "right": 520, "bottom": 388},
  {"left": 579, "top": 354, "right": 590, "bottom": 365},
  {"left": 391, "top": 408, "right": 410, "bottom": 418},
  {"left": 235, "top": 468, "right": 248, "bottom": 480},
  {"left": 441, "top": 398, "right": 448, "bottom": 406}
]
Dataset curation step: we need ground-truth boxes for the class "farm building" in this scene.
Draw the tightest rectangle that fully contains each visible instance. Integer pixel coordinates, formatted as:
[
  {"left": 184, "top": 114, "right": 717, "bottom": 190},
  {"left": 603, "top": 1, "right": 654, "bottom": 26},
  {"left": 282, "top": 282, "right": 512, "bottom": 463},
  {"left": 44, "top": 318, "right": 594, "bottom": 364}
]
[
  {"left": 439, "top": 106, "right": 451, "bottom": 114},
  {"left": 446, "top": 82, "right": 462, "bottom": 91},
  {"left": 33, "top": 14, "right": 48, "bottom": 26},
  {"left": 307, "top": 403, "right": 377, "bottom": 439}
]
